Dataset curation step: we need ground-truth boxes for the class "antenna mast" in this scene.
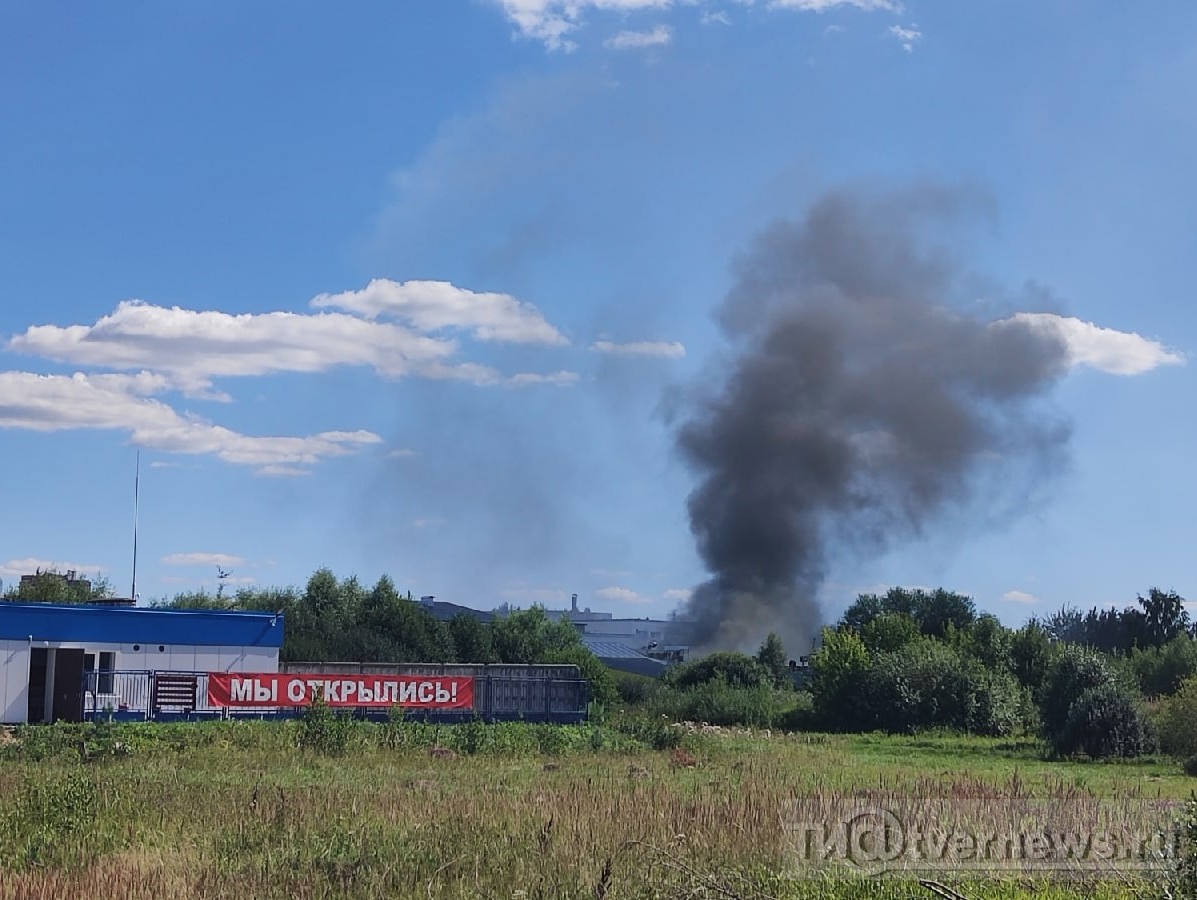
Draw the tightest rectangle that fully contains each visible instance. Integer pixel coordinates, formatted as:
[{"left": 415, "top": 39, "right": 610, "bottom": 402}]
[{"left": 131, "top": 450, "right": 140, "bottom": 604}]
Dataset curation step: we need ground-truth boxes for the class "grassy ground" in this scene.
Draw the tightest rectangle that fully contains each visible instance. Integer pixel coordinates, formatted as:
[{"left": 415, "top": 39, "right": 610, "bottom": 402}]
[{"left": 0, "top": 719, "right": 1189, "bottom": 899}]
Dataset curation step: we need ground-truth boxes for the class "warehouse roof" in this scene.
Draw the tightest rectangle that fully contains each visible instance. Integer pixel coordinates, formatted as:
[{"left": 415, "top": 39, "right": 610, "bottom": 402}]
[
  {"left": 0, "top": 602, "right": 284, "bottom": 647},
  {"left": 580, "top": 635, "right": 667, "bottom": 677}
]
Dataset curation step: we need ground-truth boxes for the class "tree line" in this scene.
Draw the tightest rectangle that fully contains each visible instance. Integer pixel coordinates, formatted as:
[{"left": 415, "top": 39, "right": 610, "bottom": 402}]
[
  {"left": 806, "top": 585, "right": 1192, "bottom": 759},
  {"left": 158, "top": 568, "right": 618, "bottom": 705}
]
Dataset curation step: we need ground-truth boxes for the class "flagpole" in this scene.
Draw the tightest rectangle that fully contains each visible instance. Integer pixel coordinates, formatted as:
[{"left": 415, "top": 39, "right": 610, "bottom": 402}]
[{"left": 131, "top": 450, "right": 140, "bottom": 604}]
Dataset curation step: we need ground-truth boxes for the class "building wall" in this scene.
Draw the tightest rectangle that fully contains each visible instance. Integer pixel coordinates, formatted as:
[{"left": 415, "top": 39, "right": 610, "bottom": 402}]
[
  {"left": 0, "top": 640, "right": 280, "bottom": 725},
  {"left": 0, "top": 640, "right": 32, "bottom": 725}
]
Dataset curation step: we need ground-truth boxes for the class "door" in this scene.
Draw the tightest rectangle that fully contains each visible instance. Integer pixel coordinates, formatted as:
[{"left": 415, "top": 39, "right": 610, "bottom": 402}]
[
  {"left": 52, "top": 649, "right": 85, "bottom": 723},
  {"left": 27, "top": 648, "right": 48, "bottom": 723}
]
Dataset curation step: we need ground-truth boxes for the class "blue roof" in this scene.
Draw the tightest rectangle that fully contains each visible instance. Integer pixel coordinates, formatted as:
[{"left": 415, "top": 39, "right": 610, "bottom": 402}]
[{"left": 0, "top": 602, "right": 284, "bottom": 648}]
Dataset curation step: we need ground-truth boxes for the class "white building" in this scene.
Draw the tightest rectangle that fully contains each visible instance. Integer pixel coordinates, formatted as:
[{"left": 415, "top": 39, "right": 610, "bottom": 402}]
[{"left": 0, "top": 602, "right": 283, "bottom": 724}]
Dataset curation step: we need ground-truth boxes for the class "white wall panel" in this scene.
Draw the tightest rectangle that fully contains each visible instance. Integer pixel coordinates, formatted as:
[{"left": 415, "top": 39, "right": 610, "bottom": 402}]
[{"left": 0, "top": 641, "right": 30, "bottom": 724}]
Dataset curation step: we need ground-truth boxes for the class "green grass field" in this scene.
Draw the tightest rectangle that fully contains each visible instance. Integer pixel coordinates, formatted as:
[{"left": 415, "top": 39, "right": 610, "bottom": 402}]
[{"left": 0, "top": 719, "right": 1190, "bottom": 899}]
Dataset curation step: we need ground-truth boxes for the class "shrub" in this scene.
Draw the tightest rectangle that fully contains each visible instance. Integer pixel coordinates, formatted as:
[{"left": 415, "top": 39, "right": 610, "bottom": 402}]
[
  {"left": 542, "top": 645, "right": 618, "bottom": 707},
  {"left": 808, "top": 628, "right": 871, "bottom": 731},
  {"left": 613, "top": 714, "right": 684, "bottom": 750},
  {"left": 1038, "top": 646, "right": 1115, "bottom": 742},
  {"left": 652, "top": 679, "right": 782, "bottom": 728},
  {"left": 1183, "top": 755, "right": 1197, "bottom": 777},
  {"left": 1152, "top": 674, "right": 1197, "bottom": 756},
  {"left": 297, "top": 691, "right": 353, "bottom": 756},
  {"left": 1049, "top": 681, "right": 1156, "bottom": 759},
  {"left": 1130, "top": 635, "right": 1197, "bottom": 698},
  {"left": 612, "top": 671, "right": 661, "bottom": 706},
  {"left": 860, "top": 640, "right": 1020, "bottom": 737},
  {"left": 776, "top": 691, "right": 815, "bottom": 732},
  {"left": 664, "top": 652, "right": 770, "bottom": 690}
]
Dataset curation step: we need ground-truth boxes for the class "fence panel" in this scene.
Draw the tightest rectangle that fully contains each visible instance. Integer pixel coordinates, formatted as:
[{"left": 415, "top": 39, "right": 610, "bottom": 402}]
[{"left": 82, "top": 669, "right": 590, "bottom": 723}]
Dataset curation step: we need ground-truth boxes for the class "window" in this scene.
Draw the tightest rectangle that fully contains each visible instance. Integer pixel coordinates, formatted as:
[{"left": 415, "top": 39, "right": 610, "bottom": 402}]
[{"left": 98, "top": 651, "right": 115, "bottom": 694}]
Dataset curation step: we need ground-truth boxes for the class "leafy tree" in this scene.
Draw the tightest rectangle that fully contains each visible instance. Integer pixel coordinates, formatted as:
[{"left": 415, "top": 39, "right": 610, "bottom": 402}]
[
  {"left": 1129, "top": 635, "right": 1197, "bottom": 698},
  {"left": 543, "top": 645, "right": 617, "bottom": 707},
  {"left": 839, "top": 587, "right": 975, "bottom": 639},
  {"left": 860, "top": 612, "right": 921, "bottom": 655},
  {"left": 447, "top": 613, "right": 497, "bottom": 664},
  {"left": 1154, "top": 674, "right": 1197, "bottom": 756},
  {"left": 1050, "top": 682, "right": 1156, "bottom": 759},
  {"left": 491, "top": 606, "right": 581, "bottom": 664},
  {"left": 861, "top": 639, "right": 1020, "bottom": 737},
  {"left": 1039, "top": 646, "right": 1121, "bottom": 751},
  {"left": 755, "top": 632, "right": 791, "bottom": 688},
  {"left": 960, "top": 614, "right": 1014, "bottom": 672},
  {"left": 4, "top": 570, "right": 114, "bottom": 603},
  {"left": 1139, "top": 587, "right": 1189, "bottom": 648},
  {"left": 840, "top": 593, "right": 885, "bottom": 634},
  {"left": 1009, "top": 621, "right": 1056, "bottom": 700},
  {"left": 809, "top": 628, "right": 871, "bottom": 731},
  {"left": 916, "top": 588, "right": 978, "bottom": 638},
  {"left": 1040, "top": 606, "right": 1085, "bottom": 644}
]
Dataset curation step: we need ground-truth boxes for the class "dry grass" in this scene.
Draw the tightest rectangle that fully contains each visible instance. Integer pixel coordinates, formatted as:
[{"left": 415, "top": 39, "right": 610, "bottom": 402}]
[{"left": 0, "top": 722, "right": 1184, "bottom": 899}]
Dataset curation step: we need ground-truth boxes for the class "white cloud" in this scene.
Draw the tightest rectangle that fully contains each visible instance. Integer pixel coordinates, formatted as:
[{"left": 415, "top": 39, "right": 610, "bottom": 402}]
[
  {"left": 496, "top": 0, "right": 897, "bottom": 50},
  {"left": 507, "top": 370, "right": 580, "bottom": 386},
  {"left": 311, "top": 278, "right": 567, "bottom": 346},
  {"left": 592, "top": 339, "right": 686, "bottom": 358},
  {"left": 999, "top": 313, "right": 1185, "bottom": 375},
  {"left": 1001, "top": 589, "right": 1038, "bottom": 604},
  {"left": 495, "top": 0, "right": 672, "bottom": 51},
  {"left": 0, "top": 558, "right": 104, "bottom": 580},
  {"left": 771, "top": 0, "right": 900, "bottom": 11},
  {"left": 256, "top": 465, "right": 312, "bottom": 478},
  {"left": 8, "top": 300, "right": 510, "bottom": 397},
  {"left": 888, "top": 23, "right": 921, "bottom": 52},
  {"left": 387, "top": 447, "right": 419, "bottom": 459},
  {"left": 0, "top": 371, "right": 382, "bottom": 474},
  {"left": 662, "top": 587, "right": 692, "bottom": 603},
  {"left": 161, "top": 552, "right": 246, "bottom": 568},
  {"left": 596, "top": 585, "right": 653, "bottom": 604},
  {"left": 604, "top": 25, "right": 672, "bottom": 49}
]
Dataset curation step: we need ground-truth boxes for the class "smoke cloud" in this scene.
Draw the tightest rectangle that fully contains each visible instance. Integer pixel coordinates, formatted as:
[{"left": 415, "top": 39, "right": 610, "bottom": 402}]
[{"left": 673, "top": 186, "right": 1072, "bottom": 654}]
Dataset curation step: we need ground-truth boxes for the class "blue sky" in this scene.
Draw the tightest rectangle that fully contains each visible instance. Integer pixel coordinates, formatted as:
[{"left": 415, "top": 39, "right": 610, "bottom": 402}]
[{"left": 1, "top": 1, "right": 1193, "bottom": 640}]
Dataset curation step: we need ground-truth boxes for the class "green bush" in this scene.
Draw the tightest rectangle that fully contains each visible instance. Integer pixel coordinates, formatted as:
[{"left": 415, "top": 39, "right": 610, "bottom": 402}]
[
  {"left": 296, "top": 692, "right": 353, "bottom": 756},
  {"left": 776, "top": 691, "right": 815, "bottom": 731},
  {"left": 1039, "top": 645, "right": 1115, "bottom": 742},
  {"left": 860, "top": 640, "right": 1020, "bottom": 737},
  {"left": 613, "top": 714, "right": 684, "bottom": 750},
  {"left": 1049, "top": 681, "right": 1156, "bottom": 759},
  {"left": 663, "top": 652, "right": 770, "bottom": 690},
  {"left": 651, "top": 679, "right": 783, "bottom": 728},
  {"left": 1151, "top": 674, "right": 1197, "bottom": 756},
  {"left": 808, "top": 628, "right": 871, "bottom": 731},
  {"left": 612, "top": 671, "right": 661, "bottom": 706},
  {"left": 1130, "top": 635, "right": 1197, "bottom": 698}
]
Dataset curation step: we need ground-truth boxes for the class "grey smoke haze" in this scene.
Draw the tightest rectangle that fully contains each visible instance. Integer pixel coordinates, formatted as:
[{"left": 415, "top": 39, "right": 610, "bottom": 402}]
[{"left": 674, "top": 186, "right": 1072, "bottom": 654}]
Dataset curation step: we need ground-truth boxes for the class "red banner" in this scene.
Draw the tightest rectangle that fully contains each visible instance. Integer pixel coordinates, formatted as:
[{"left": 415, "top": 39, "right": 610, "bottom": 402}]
[{"left": 207, "top": 673, "right": 474, "bottom": 710}]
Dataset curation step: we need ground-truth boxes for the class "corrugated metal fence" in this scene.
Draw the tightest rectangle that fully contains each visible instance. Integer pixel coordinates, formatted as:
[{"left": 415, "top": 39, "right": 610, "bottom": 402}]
[{"left": 84, "top": 663, "right": 590, "bottom": 724}]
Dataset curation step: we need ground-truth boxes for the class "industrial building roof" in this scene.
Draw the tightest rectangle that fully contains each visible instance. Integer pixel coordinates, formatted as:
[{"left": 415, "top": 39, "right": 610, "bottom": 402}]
[
  {"left": 579, "top": 635, "right": 668, "bottom": 677},
  {"left": 0, "top": 602, "right": 284, "bottom": 647}
]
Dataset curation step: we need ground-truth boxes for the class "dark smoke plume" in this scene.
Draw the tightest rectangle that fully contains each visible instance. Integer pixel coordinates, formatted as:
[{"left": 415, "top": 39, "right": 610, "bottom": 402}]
[{"left": 673, "top": 186, "right": 1071, "bottom": 654}]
